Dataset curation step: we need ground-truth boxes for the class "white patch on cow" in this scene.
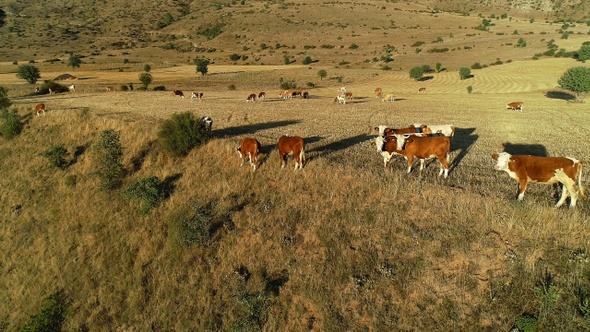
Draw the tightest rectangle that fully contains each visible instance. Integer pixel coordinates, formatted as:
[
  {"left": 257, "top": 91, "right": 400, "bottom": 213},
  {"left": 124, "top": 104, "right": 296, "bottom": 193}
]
[{"left": 376, "top": 125, "right": 388, "bottom": 137}]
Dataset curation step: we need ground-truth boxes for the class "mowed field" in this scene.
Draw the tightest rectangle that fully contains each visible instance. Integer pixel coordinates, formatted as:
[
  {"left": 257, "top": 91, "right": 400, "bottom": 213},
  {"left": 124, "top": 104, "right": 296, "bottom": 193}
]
[{"left": 2, "top": 55, "right": 590, "bottom": 330}]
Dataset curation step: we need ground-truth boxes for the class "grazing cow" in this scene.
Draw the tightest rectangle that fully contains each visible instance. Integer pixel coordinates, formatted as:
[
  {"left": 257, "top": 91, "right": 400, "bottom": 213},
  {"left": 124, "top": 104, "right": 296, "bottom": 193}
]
[
  {"left": 507, "top": 101, "right": 524, "bottom": 111},
  {"left": 173, "top": 90, "right": 185, "bottom": 98},
  {"left": 277, "top": 135, "right": 305, "bottom": 170},
  {"left": 391, "top": 134, "right": 451, "bottom": 178},
  {"left": 237, "top": 137, "right": 262, "bottom": 171},
  {"left": 48, "top": 88, "right": 54, "bottom": 95},
  {"left": 375, "top": 87, "right": 383, "bottom": 98},
  {"left": 68, "top": 84, "right": 76, "bottom": 92},
  {"left": 258, "top": 92, "right": 266, "bottom": 100},
  {"left": 418, "top": 87, "right": 426, "bottom": 93},
  {"left": 492, "top": 152, "right": 585, "bottom": 208},
  {"left": 302, "top": 91, "right": 309, "bottom": 99},
  {"left": 34, "top": 103, "right": 46, "bottom": 116},
  {"left": 344, "top": 92, "right": 353, "bottom": 100},
  {"left": 106, "top": 86, "right": 114, "bottom": 92},
  {"left": 35, "top": 86, "right": 40, "bottom": 93},
  {"left": 334, "top": 95, "right": 346, "bottom": 104},
  {"left": 247, "top": 93, "right": 257, "bottom": 102},
  {"left": 202, "top": 116, "right": 213, "bottom": 132},
  {"left": 419, "top": 124, "right": 455, "bottom": 137},
  {"left": 279, "top": 90, "right": 294, "bottom": 99},
  {"left": 382, "top": 94, "right": 395, "bottom": 102},
  {"left": 191, "top": 92, "right": 203, "bottom": 100},
  {"left": 339, "top": 87, "right": 346, "bottom": 94}
]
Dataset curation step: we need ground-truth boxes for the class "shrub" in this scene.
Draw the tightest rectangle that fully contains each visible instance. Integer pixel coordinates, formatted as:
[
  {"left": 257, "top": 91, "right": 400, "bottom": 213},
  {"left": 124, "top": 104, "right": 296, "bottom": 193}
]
[
  {"left": 411, "top": 41, "right": 425, "bottom": 47},
  {"left": 381, "top": 65, "right": 392, "bottom": 70},
  {"left": 459, "top": 67, "right": 472, "bottom": 80},
  {"left": 0, "top": 109, "right": 23, "bottom": 139},
  {"left": 427, "top": 47, "right": 449, "bottom": 53},
  {"left": 306, "top": 82, "right": 315, "bottom": 88},
  {"left": 349, "top": 43, "right": 359, "bottom": 49},
  {"left": 577, "top": 45, "right": 590, "bottom": 62},
  {"left": 20, "top": 290, "right": 68, "bottom": 332},
  {"left": 303, "top": 45, "right": 316, "bottom": 49},
  {"left": 467, "top": 85, "right": 473, "bottom": 94},
  {"left": 280, "top": 80, "right": 296, "bottom": 90},
  {"left": 302, "top": 56, "right": 313, "bottom": 65},
  {"left": 139, "top": 72, "right": 152, "bottom": 89},
  {"left": 42, "top": 145, "right": 69, "bottom": 170},
  {"left": 94, "top": 129, "right": 125, "bottom": 190},
  {"left": 153, "top": 86, "right": 166, "bottom": 91},
  {"left": 228, "top": 84, "right": 237, "bottom": 90},
  {"left": 16, "top": 64, "right": 41, "bottom": 84},
  {"left": 320, "top": 44, "right": 335, "bottom": 49},
  {"left": 409, "top": 66, "right": 424, "bottom": 80},
  {"left": 436, "top": 62, "right": 442, "bottom": 72},
  {"left": 169, "top": 205, "right": 214, "bottom": 247},
  {"left": 229, "top": 53, "right": 241, "bottom": 61},
  {"left": 123, "top": 176, "right": 165, "bottom": 214},
  {"left": 471, "top": 62, "right": 482, "bottom": 69},
  {"left": 317, "top": 69, "right": 327, "bottom": 81},
  {"left": 0, "top": 86, "right": 11, "bottom": 110},
  {"left": 516, "top": 38, "right": 527, "bottom": 47},
  {"left": 157, "top": 112, "right": 211, "bottom": 157},
  {"left": 196, "top": 23, "right": 224, "bottom": 40},
  {"left": 558, "top": 66, "right": 590, "bottom": 100}
]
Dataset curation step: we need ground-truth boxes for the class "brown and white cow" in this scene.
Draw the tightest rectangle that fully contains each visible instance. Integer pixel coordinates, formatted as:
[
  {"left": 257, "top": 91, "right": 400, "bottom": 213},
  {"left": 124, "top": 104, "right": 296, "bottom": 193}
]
[
  {"left": 34, "top": 103, "right": 46, "bottom": 116},
  {"left": 302, "top": 91, "right": 309, "bottom": 99},
  {"left": 173, "top": 90, "right": 185, "bottom": 98},
  {"left": 381, "top": 94, "right": 395, "bottom": 102},
  {"left": 506, "top": 101, "right": 523, "bottom": 111},
  {"left": 391, "top": 134, "right": 451, "bottom": 178},
  {"left": 258, "top": 92, "right": 266, "bottom": 100},
  {"left": 382, "top": 125, "right": 420, "bottom": 137},
  {"left": 278, "top": 135, "right": 305, "bottom": 170},
  {"left": 375, "top": 87, "right": 383, "bottom": 98},
  {"left": 492, "top": 152, "right": 584, "bottom": 208},
  {"left": 247, "top": 93, "right": 257, "bottom": 102},
  {"left": 237, "top": 137, "right": 262, "bottom": 171},
  {"left": 334, "top": 95, "right": 346, "bottom": 104},
  {"left": 418, "top": 87, "right": 426, "bottom": 93},
  {"left": 202, "top": 116, "right": 213, "bottom": 132},
  {"left": 106, "top": 86, "right": 114, "bottom": 92},
  {"left": 419, "top": 124, "right": 455, "bottom": 137},
  {"left": 373, "top": 135, "right": 403, "bottom": 168},
  {"left": 191, "top": 92, "right": 203, "bottom": 100},
  {"left": 68, "top": 84, "right": 76, "bottom": 92},
  {"left": 344, "top": 92, "right": 353, "bottom": 99}
]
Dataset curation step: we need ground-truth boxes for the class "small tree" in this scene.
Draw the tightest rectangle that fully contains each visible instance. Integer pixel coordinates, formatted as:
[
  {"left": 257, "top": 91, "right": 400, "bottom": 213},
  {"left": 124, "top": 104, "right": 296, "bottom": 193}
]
[
  {"left": 195, "top": 58, "right": 209, "bottom": 76},
  {"left": 558, "top": 66, "right": 590, "bottom": 101},
  {"left": 409, "top": 66, "right": 424, "bottom": 80},
  {"left": 302, "top": 56, "right": 313, "bottom": 65},
  {"left": 67, "top": 53, "right": 81, "bottom": 70},
  {"left": 139, "top": 72, "right": 153, "bottom": 90},
  {"left": 16, "top": 64, "right": 41, "bottom": 84},
  {"left": 158, "top": 112, "right": 212, "bottom": 157},
  {"left": 0, "top": 86, "right": 11, "bottom": 110},
  {"left": 436, "top": 62, "right": 442, "bottom": 73},
  {"left": 0, "top": 109, "right": 23, "bottom": 139},
  {"left": 94, "top": 129, "right": 125, "bottom": 190},
  {"left": 317, "top": 69, "right": 327, "bottom": 81},
  {"left": 144, "top": 64, "right": 152, "bottom": 72},
  {"left": 42, "top": 145, "right": 69, "bottom": 170},
  {"left": 123, "top": 176, "right": 165, "bottom": 214},
  {"left": 577, "top": 45, "right": 590, "bottom": 62},
  {"left": 459, "top": 67, "right": 472, "bottom": 80}
]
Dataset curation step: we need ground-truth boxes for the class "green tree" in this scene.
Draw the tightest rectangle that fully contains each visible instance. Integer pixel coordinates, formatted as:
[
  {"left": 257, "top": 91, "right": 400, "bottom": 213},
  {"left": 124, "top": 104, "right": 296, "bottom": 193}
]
[
  {"left": 459, "top": 67, "right": 472, "bottom": 80},
  {"left": 67, "top": 53, "right": 81, "bottom": 70},
  {"left": 436, "top": 62, "right": 442, "bottom": 73},
  {"left": 195, "top": 58, "right": 209, "bottom": 76},
  {"left": 558, "top": 66, "right": 590, "bottom": 100},
  {"left": 317, "top": 69, "right": 327, "bottom": 81},
  {"left": 94, "top": 129, "right": 125, "bottom": 190},
  {"left": 0, "top": 109, "right": 23, "bottom": 139},
  {"left": 577, "top": 45, "right": 590, "bottom": 62},
  {"left": 16, "top": 64, "right": 41, "bottom": 84},
  {"left": 42, "top": 145, "right": 69, "bottom": 170},
  {"left": 0, "top": 86, "right": 11, "bottom": 110},
  {"left": 302, "top": 56, "right": 313, "bottom": 65},
  {"left": 144, "top": 64, "right": 152, "bottom": 72},
  {"left": 139, "top": 72, "right": 153, "bottom": 90},
  {"left": 158, "top": 112, "right": 212, "bottom": 157},
  {"left": 123, "top": 176, "right": 165, "bottom": 214},
  {"left": 409, "top": 66, "right": 424, "bottom": 80}
]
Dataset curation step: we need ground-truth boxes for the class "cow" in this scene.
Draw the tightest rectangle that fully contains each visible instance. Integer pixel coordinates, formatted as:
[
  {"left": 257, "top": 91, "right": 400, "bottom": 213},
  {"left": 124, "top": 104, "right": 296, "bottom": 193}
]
[
  {"left": 258, "top": 92, "right": 266, "bottom": 100},
  {"left": 391, "top": 134, "right": 451, "bottom": 178},
  {"left": 339, "top": 87, "right": 346, "bottom": 94},
  {"left": 418, "top": 87, "right": 426, "bottom": 93},
  {"left": 277, "top": 135, "right": 305, "bottom": 170},
  {"left": 191, "top": 92, "right": 203, "bottom": 100},
  {"left": 375, "top": 87, "right": 383, "bottom": 98},
  {"left": 302, "top": 91, "right": 309, "bottom": 99},
  {"left": 381, "top": 125, "right": 420, "bottom": 137},
  {"left": 419, "top": 124, "right": 455, "bottom": 137},
  {"left": 48, "top": 88, "right": 55, "bottom": 95},
  {"left": 34, "top": 103, "right": 46, "bottom": 116},
  {"left": 382, "top": 94, "right": 395, "bottom": 102},
  {"left": 373, "top": 135, "right": 403, "bottom": 168},
  {"left": 35, "top": 86, "right": 40, "bottom": 93},
  {"left": 173, "top": 90, "right": 185, "bottom": 98},
  {"left": 106, "top": 86, "right": 114, "bottom": 92},
  {"left": 68, "top": 84, "right": 76, "bottom": 92},
  {"left": 344, "top": 92, "right": 353, "bottom": 99},
  {"left": 247, "top": 93, "right": 257, "bottom": 102},
  {"left": 334, "top": 95, "right": 346, "bottom": 104},
  {"left": 237, "top": 137, "right": 262, "bottom": 171},
  {"left": 202, "top": 116, "right": 213, "bottom": 132},
  {"left": 492, "top": 152, "right": 585, "bottom": 208},
  {"left": 279, "top": 90, "right": 294, "bottom": 99},
  {"left": 507, "top": 101, "right": 523, "bottom": 111}
]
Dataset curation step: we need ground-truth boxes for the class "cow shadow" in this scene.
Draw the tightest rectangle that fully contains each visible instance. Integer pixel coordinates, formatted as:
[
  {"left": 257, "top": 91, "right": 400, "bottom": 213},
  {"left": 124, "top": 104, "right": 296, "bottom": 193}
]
[
  {"left": 449, "top": 128, "right": 478, "bottom": 172},
  {"left": 68, "top": 144, "right": 89, "bottom": 167},
  {"left": 501, "top": 142, "right": 548, "bottom": 156},
  {"left": 161, "top": 173, "right": 183, "bottom": 199},
  {"left": 418, "top": 76, "right": 434, "bottom": 81},
  {"left": 309, "top": 134, "right": 373, "bottom": 159},
  {"left": 214, "top": 120, "right": 301, "bottom": 138},
  {"left": 545, "top": 90, "right": 576, "bottom": 101}
]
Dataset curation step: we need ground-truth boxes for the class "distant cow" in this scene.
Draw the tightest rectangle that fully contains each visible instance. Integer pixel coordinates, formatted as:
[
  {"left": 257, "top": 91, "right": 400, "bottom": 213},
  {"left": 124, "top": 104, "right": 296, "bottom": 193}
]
[
  {"left": 507, "top": 101, "right": 523, "bottom": 111},
  {"left": 382, "top": 94, "right": 395, "bottom": 102},
  {"left": 202, "top": 116, "right": 213, "bottom": 132},
  {"left": 391, "top": 134, "right": 451, "bottom": 178},
  {"left": 419, "top": 124, "right": 455, "bottom": 137},
  {"left": 382, "top": 125, "right": 420, "bottom": 137},
  {"left": 106, "top": 86, "right": 114, "bottom": 92},
  {"left": 237, "top": 137, "right": 262, "bottom": 171},
  {"left": 34, "top": 103, "right": 46, "bottom": 116},
  {"left": 173, "top": 90, "right": 185, "bottom": 98},
  {"left": 334, "top": 95, "right": 346, "bottom": 104},
  {"left": 191, "top": 92, "right": 203, "bottom": 100},
  {"left": 492, "top": 152, "right": 584, "bottom": 208},
  {"left": 247, "top": 93, "right": 257, "bottom": 102},
  {"left": 344, "top": 92, "right": 353, "bottom": 99},
  {"left": 278, "top": 135, "right": 305, "bottom": 170},
  {"left": 375, "top": 87, "right": 383, "bottom": 98},
  {"left": 68, "top": 84, "right": 76, "bottom": 92},
  {"left": 418, "top": 87, "right": 426, "bottom": 93},
  {"left": 258, "top": 92, "right": 266, "bottom": 100},
  {"left": 302, "top": 91, "right": 309, "bottom": 99},
  {"left": 48, "top": 88, "right": 55, "bottom": 95}
]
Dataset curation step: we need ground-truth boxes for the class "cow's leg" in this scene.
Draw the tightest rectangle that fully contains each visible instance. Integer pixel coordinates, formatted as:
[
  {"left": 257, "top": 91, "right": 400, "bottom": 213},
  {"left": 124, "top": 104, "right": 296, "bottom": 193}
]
[
  {"left": 439, "top": 156, "right": 449, "bottom": 178},
  {"left": 280, "top": 153, "right": 286, "bottom": 169},
  {"left": 419, "top": 159, "right": 425, "bottom": 172},
  {"left": 517, "top": 179, "right": 528, "bottom": 201},
  {"left": 556, "top": 171, "right": 577, "bottom": 207},
  {"left": 406, "top": 155, "right": 414, "bottom": 174},
  {"left": 293, "top": 151, "right": 301, "bottom": 170}
]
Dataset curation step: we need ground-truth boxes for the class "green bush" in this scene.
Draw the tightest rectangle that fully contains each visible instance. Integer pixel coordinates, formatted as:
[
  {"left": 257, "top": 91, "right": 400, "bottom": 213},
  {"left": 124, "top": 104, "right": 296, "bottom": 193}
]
[
  {"left": 427, "top": 47, "right": 449, "bottom": 53},
  {"left": 349, "top": 44, "right": 359, "bottom": 49},
  {"left": 153, "top": 86, "right": 166, "bottom": 91},
  {"left": 123, "top": 176, "right": 165, "bottom": 214},
  {"left": 169, "top": 205, "right": 214, "bottom": 247},
  {"left": 409, "top": 66, "right": 424, "bottom": 80},
  {"left": 459, "top": 67, "right": 472, "bottom": 80},
  {"left": 20, "top": 290, "right": 68, "bottom": 332},
  {"left": 16, "top": 64, "right": 41, "bottom": 84},
  {"left": 157, "top": 112, "right": 211, "bottom": 157},
  {"left": 42, "top": 145, "right": 69, "bottom": 170},
  {"left": 196, "top": 23, "right": 224, "bottom": 40},
  {"left": 558, "top": 66, "right": 590, "bottom": 100},
  {"left": 471, "top": 62, "right": 482, "bottom": 69},
  {"left": 39, "top": 81, "right": 68, "bottom": 94},
  {"left": 302, "top": 56, "right": 313, "bottom": 65},
  {"left": 0, "top": 109, "right": 23, "bottom": 139},
  {"left": 577, "top": 45, "right": 590, "bottom": 62},
  {"left": 0, "top": 86, "right": 11, "bottom": 110},
  {"left": 467, "top": 85, "right": 473, "bottom": 94},
  {"left": 229, "top": 53, "right": 241, "bottom": 61},
  {"left": 94, "top": 129, "right": 125, "bottom": 190}
]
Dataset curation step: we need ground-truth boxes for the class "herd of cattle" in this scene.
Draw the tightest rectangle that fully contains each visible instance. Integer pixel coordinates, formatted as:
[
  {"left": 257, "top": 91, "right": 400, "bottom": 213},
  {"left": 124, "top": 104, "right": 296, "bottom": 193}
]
[{"left": 31, "top": 86, "right": 583, "bottom": 208}]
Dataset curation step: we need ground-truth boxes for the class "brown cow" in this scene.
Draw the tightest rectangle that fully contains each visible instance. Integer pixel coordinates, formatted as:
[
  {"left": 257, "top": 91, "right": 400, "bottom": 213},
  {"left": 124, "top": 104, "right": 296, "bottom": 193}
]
[
  {"left": 173, "top": 90, "right": 185, "bottom": 98},
  {"left": 302, "top": 91, "right": 309, "bottom": 99},
  {"left": 390, "top": 134, "right": 451, "bottom": 178},
  {"left": 419, "top": 124, "right": 455, "bottom": 137},
  {"left": 247, "top": 93, "right": 257, "bottom": 102},
  {"left": 191, "top": 92, "right": 203, "bottom": 100},
  {"left": 344, "top": 92, "right": 353, "bottom": 99},
  {"left": 106, "top": 86, "right": 114, "bottom": 92},
  {"left": 278, "top": 135, "right": 305, "bottom": 170},
  {"left": 258, "top": 92, "right": 266, "bottom": 100},
  {"left": 34, "top": 103, "right": 46, "bottom": 116},
  {"left": 237, "top": 137, "right": 262, "bottom": 171},
  {"left": 506, "top": 101, "right": 523, "bottom": 111},
  {"left": 418, "top": 87, "right": 426, "bottom": 93},
  {"left": 492, "top": 152, "right": 584, "bottom": 208},
  {"left": 375, "top": 87, "right": 383, "bottom": 98}
]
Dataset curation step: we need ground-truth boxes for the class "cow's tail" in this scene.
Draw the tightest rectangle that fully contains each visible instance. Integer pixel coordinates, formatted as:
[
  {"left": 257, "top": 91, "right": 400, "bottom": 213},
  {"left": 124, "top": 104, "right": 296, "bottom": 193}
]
[
  {"left": 577, "top": 161, "right": 585, "bottom": 197},
  {"left": 300, "top": 146, "right": 306, "bottom": 167}
]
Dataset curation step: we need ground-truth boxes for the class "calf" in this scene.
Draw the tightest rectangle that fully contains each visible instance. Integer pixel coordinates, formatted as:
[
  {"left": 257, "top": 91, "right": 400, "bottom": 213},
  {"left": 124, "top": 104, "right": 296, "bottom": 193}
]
[
  {"left": 302, "top": 91, "right": 309, "bottom": 99},
  {"left": 373, "top": 135, "right": 403, "bottom": 168},
  {"left": 173, "top": 90, "right": 185, "bottom": 98},
  {"left": 492, "top": 152, "right": 584, "bottom": 208},
  {"left": 277, "top": 135, "right": 305, "bottom": 170},
  {"left": 392, "top": 134, "right": 451, "bottom": 178},
  {"left": 68, "top": 84, "right": 76, "bottom": 92},
  {"left": 334, "top": 95, "right": 346, "bottom": 104},
  {"left": 418, "top": 87, "right": 426, "bottom": 93},
  {"left": 237, "top": 137, "right": 262, "bottom": 171},
  {"left": 191, "top": 92, "right": 203, "bottom": 100},
  {"left": 34, "top": 103, "right": 46, "bottom": 116},
  {"left": 506, "top": 101, "right": 523, "bottom": 111},
  {"left": 258, "top": 92, "right": 266, "bottom": 100},
  {"left": 247, "top": 93, "right": 257, "bottom": 102},
  {"left": 202, "top": 116, "right": 213, "bottom": 132},
  {"left": 106, "top": 86, "right": 114, "bottom": 92}
]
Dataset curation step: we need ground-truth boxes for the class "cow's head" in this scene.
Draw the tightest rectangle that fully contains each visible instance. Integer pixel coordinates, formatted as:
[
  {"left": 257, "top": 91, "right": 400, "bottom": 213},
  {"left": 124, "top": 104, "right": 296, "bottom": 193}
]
[{"left": 492, "top": 152, "right": 512, "bottom": 171}]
